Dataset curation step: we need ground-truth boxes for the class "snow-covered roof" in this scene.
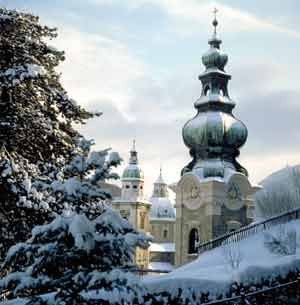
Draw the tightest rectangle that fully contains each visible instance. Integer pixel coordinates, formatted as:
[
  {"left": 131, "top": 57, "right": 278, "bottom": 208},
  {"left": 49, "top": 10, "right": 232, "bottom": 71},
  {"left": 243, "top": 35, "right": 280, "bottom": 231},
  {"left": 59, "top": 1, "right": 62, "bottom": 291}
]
[
  {"left": 149, "top": 197, "right": 175, "bottom": 220},
  {"left": 149, "top": 262, "right": 175, "bottom": 272},
  {"left": 144, "top": 219, "right": 300, "bottom": 298},
  {"left": 149, "top": 242, "right": 175, "bottom": 253}
]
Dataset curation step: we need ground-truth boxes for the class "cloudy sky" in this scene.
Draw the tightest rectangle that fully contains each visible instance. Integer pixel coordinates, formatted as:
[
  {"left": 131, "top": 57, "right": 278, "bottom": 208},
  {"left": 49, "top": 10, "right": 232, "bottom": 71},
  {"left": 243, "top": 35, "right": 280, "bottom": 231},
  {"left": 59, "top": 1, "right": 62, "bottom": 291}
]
[{"left": 3, "top": 0, "right": 300, "bottom": 196}]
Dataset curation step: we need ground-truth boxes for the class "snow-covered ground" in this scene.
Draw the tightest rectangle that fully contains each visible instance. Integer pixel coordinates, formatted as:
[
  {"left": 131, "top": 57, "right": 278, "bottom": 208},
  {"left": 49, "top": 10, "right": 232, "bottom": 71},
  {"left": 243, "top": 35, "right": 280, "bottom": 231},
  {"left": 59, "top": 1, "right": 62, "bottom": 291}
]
[
  {"left": 144, "top": 220, "right": 300, "bottom": 298},
  {"left": 3, "top": 220, "right": 300, "bottom": 304}
]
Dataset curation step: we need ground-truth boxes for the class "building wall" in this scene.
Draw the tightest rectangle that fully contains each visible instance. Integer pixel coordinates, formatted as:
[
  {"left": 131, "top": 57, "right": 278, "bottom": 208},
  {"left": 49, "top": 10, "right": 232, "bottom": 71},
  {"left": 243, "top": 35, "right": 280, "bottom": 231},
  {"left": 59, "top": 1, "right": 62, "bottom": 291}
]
[
  {"left": 113, "top": 201, "right": 151, "bottom": 269},
  {"left": 150, "top": 252, "right": 175, "bottom": 265},
  {"left": 150, "top": 219, "right": 175, "bottom": 243},
  {"left": 175, "top": 173, "right": 259, "bottom": 267}
]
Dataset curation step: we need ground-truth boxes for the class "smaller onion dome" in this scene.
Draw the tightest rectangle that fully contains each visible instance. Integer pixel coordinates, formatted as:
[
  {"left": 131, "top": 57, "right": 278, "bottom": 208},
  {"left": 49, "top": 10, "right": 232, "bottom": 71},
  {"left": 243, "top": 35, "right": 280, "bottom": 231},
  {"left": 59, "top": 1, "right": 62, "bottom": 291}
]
[
  {"left": 150, "top": 168, "right": 175, "bottom": 220},
  {"left": 202, "top": 41, "right": 228, "bottom": 71},
  {"left": 122, "top": 141, "right": 144, "bottom": 181}
]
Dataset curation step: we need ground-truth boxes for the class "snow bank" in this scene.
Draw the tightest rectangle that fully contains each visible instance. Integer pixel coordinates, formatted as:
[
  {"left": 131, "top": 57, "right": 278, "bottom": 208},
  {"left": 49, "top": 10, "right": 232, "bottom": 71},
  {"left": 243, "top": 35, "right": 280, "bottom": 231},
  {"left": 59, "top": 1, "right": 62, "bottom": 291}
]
[
  {"left": 149, "top": 242, "right": 175, "bottom": 253},
  {"left": 144, "top": 220, "right": 300, "bottom": 298}
]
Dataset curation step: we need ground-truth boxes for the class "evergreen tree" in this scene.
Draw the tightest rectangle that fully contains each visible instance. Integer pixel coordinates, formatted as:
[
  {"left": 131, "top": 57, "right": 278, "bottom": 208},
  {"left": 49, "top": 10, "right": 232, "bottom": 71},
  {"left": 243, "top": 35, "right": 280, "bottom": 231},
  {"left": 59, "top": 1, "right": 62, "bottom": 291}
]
[
  {"left": 0, "top": 208, "right": 150, "bottom": 304},
  {"left": 0, "top": 7, "right": 95, "bottom": 163},
  {"left": 0, "top": 7, "right": 117, "bottom": 258},
  {"left": 44, "top": 136, "right": 122, "bottom": 217}
]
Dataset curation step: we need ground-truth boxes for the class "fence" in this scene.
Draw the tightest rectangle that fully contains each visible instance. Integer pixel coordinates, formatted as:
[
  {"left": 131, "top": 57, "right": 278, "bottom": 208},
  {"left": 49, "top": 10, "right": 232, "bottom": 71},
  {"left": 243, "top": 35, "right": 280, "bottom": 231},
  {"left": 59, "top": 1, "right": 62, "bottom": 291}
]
[
  {"left": 198, "top": 207, "right": 300, "bottom": 254},
  {"left": 125, "top": 267, "right": 171, "bottom": 276},
  {"left": 203, "top": 276, "right": 300, "bottom": 305}
]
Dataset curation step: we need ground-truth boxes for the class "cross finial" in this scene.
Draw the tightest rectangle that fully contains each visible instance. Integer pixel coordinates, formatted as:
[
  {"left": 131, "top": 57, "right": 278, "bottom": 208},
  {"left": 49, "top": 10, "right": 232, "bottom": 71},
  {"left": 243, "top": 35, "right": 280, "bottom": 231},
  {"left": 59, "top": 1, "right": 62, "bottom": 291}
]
[{"left": 212, "top": 7, "right": 218, "bottom": 36}]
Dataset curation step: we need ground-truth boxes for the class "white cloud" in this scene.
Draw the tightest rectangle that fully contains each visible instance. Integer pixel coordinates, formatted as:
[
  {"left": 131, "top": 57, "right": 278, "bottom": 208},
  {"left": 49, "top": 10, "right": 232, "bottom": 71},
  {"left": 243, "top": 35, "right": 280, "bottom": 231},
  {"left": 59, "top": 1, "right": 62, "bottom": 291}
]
[
  {"left": 44, "top": 3, "right": 300, "bottom": 197},
  {"left": 52, "top": 27, "right": 147, "bottom": 120},
  {"left": 90, "top": 0, "right": 300, "bottom": 38}
]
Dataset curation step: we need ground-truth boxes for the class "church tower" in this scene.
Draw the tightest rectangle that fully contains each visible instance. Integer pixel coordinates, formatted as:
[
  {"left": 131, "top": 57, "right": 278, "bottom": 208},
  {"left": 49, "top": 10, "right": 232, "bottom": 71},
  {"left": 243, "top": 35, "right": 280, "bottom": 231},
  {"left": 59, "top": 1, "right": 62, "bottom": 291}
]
[
  {"left": 120, "top": 140, "right": 145, "bottom": 202},
  {"left": 175, "top": 12, "right": 260, "bottom": 266},
  {"left": 112, "top": 141, "right": 151, "bottom": 269},
  {"left": 149, "top": 168, "right": 176, "bottom": 270}
]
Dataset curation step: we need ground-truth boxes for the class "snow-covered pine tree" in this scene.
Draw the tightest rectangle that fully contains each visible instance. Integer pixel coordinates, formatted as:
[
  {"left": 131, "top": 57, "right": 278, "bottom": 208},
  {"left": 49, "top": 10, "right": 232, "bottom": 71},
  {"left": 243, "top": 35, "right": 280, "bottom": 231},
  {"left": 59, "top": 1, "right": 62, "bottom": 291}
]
[
  {"left": 46, "top": 136, "right": 122, "bottom": 218},
  {"left": 0, "top": 7, "right": 116, "bottom": 259},
  {"left": 0, "top": 8, "right": 95, "bottom": 163},
  {"left": 0, "top": 208, "right": 150, "bottom": 304}
]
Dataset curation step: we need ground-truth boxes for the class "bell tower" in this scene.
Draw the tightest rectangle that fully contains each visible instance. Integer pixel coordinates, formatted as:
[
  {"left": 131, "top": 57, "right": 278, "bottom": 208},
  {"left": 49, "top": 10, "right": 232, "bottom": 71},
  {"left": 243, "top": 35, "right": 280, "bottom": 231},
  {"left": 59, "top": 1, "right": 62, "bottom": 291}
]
[
  {"left": 112, "top": 141, "right": 151, "bottom": 269},
  {"left": 121, "top": 140, "right": 144, "bottom": 201},
  {"left": 175, "top": 11, "right": 261, "bottom": 266}
]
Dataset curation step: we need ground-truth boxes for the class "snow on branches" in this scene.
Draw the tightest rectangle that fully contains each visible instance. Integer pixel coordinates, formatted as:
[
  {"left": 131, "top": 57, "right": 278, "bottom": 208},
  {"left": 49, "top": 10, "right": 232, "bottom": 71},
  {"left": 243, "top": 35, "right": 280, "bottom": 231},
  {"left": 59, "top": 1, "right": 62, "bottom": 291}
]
[
  {"left": 0, "top": 208, "right": 150, "bottom": 305},
  {"left": 48, "top": 136, "right": 122, "bottom": 217},
  {"left": 0, "top": 7, "right": 98, "bottom": 165},
  {"left": 0, "top": 7, "right": 120, "bottom": 260},
  {"left": 0, "top": 135, "right": 121, "bottom": 259}
]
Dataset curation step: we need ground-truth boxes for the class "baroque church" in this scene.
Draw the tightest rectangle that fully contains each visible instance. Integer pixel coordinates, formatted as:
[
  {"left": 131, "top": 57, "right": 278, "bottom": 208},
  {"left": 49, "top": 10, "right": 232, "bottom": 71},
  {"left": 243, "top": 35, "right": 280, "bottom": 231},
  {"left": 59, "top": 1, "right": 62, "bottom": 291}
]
[
  {"left": 111, "top": 143, "right": 176, "bottom": 271},
  {"left": 108, "top": 15, "right": 260, "bottom": 270}
]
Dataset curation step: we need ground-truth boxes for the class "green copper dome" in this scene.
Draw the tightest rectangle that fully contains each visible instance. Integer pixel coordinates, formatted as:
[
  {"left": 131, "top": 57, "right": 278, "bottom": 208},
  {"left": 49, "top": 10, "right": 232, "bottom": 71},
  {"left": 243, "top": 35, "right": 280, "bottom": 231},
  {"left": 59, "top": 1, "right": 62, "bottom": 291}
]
[
  {"left": 122, "top": 165, "right": 144, "bottom": 180},
  {"left": 122, "top": 142, "right": 144, "bottom": 181}
]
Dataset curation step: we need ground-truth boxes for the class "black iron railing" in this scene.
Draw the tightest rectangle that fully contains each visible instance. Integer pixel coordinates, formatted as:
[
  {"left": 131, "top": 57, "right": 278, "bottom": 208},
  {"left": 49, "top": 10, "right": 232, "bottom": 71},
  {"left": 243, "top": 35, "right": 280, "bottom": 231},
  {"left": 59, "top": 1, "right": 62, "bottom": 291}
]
[
  {"left": 203, "top": 276, "right": 300, "bottom": 305},
  {"left": 198, "top": 207, "right": 300, "bottom": 254},
  {"left": 124, "top": 266, "right": 171, "bottom": 276}
]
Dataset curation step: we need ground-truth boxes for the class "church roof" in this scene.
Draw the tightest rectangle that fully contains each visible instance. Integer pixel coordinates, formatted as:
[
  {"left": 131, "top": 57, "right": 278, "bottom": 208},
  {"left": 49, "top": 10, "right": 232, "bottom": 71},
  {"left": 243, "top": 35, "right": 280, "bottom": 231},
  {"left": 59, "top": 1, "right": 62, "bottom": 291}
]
[
  {"left": 149, "top": 169, "right": 175, "bottom": 220},
  {"left": 122, "top": 164, "right": 144, "bottom": 180},
  {"left": 149, "top": 197, "right": 176, "bottom": 220}
]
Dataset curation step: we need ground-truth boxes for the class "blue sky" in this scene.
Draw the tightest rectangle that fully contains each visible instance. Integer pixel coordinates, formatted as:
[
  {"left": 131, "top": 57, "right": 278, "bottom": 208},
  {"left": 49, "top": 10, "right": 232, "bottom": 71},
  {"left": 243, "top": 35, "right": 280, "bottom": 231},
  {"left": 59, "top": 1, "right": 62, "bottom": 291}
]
[{"left": 3, "top": 0, "right": 300, "bottom": 196}]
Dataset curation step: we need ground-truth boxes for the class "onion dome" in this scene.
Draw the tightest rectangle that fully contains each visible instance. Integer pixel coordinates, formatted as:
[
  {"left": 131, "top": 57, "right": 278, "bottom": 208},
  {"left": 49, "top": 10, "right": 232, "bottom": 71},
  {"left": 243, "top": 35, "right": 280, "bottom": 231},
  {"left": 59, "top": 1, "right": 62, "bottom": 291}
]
[
  {"left": 182, "top": 10, "right": 248, "bottom": 178},
  {"left": 122, "top": 141, "right": 144, "bottom": 181},
  {"left": 150, "top": 168, "right": 175, "bottom": 220}
]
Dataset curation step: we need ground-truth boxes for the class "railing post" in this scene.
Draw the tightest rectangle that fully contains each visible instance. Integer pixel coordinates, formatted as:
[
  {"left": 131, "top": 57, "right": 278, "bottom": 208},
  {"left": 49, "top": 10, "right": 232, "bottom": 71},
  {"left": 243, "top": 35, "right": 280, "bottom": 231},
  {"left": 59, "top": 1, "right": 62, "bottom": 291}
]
[{"left": 240, "top": 293, "right": 246, "bottom": 305}]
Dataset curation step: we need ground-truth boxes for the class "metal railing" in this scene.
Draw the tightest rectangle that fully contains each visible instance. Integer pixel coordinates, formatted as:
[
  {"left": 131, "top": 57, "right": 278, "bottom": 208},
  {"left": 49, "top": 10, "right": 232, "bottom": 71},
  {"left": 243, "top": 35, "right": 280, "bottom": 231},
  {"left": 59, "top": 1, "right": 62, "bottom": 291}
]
[
  {"left": 133, "top": 268, "right": 171, "bottom": 275},
  {"left": 198, "top": 207, "right": 300, "bottom": 254},
  {"left": 124, "top": 266, "right": 171, "bottom": 276},
  {"left": 203, "top": 276, "right": 300, "bottom": 305}
]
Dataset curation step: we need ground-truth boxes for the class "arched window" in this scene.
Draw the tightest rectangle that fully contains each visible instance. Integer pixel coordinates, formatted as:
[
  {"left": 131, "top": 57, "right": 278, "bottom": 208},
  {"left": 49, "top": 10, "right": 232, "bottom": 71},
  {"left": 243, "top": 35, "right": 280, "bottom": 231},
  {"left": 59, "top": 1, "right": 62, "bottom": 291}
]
[
  {"left": 163, "top": 229, "right": 168, "bottom": 239},
  {"left": 188, "top": 228, "right": 199, "bottom": 254}
]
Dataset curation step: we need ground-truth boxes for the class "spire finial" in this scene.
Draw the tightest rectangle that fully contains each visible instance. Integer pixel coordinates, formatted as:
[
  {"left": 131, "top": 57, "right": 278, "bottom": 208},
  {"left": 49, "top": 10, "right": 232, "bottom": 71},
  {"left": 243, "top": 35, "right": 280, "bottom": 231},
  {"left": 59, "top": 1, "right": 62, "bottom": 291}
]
[
  {"left": 208, "top": 7, "right": 222, "bottom": 49},
  {"left": 129, "top": 140, "right": 138, "bottom": 164},
  {"left": 212, "top": 7, "right": 218, "bottom": 36},
  {"left": 159, "top": 164, "right": 162, "bottom": 178}
]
